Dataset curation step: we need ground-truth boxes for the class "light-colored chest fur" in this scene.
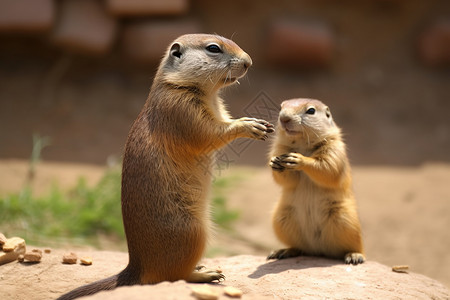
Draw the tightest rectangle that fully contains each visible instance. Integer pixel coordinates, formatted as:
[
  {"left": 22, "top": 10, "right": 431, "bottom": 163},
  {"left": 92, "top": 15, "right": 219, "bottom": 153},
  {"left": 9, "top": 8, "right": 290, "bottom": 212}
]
[{"left": 280, "top": 171, "right": 333, "bottom": 253}]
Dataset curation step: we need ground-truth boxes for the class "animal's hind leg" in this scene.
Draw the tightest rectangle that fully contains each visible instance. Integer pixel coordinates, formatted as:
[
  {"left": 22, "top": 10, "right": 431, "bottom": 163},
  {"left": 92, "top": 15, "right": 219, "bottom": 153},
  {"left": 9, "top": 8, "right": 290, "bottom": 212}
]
[
  {"left": 344, "top": 252, "right": 365, "bottom": 265},
  {"left": 187, "top": 267, "right": 225, "bottom": 283},
  {"left": 267, "top": 247, "right": 304, "bottom": 260}
]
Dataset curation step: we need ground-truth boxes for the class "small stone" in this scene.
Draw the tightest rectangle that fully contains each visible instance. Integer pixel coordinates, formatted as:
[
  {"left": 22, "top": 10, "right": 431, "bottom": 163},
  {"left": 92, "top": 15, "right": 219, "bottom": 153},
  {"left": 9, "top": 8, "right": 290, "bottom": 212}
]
[
  {"left": 32, "top": 248, "right": 43, "bottom": 255},
  {"left": 18, "top": 254, "right": 25, "bottom": 262},
  {"left": 0, "top": 243, "right": 25, "bottom": 265},
  {"left": 392, "top": 265, "right": 409, "bottom": 273},
  {"left": 191, "top": 285, "right": 220, "bottom": 300},
  {"left": 0, "top": 233, "right": 7, "bottom": 245},
  {"left": 2, "top": 237, "right": 25, "bottom": 252},
  {"left": 62, "top": 252, "right": 78, "bottom": 264},
  {"left": 223, "top": 286, "right": 243, "bottom": 298},
  {"left": 44, "top": 248, "right": 52, "bottom": 254},
  {"left": 80, "top": 257, "right": 92, "bottom": 265},
  {"left": 24, "top": 251, "right": 42, "bottom": 263}
]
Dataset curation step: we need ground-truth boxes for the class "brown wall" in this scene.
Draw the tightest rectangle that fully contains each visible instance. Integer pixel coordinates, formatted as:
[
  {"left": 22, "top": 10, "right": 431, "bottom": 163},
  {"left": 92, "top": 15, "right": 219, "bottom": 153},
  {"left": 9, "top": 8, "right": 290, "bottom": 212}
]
[{"left": 0, "top": 0, "right": 449, "bottom": 166}]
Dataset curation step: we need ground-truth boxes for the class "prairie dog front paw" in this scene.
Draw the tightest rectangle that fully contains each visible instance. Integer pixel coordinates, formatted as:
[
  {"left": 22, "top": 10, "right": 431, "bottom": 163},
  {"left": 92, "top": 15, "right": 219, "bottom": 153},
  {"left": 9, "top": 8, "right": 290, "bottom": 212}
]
[
  {"left": 233, "top": 117, "right": 274, "bottom": 140},
  {"left": 270, "top": 153, "right": 304, "bottom": 171}
]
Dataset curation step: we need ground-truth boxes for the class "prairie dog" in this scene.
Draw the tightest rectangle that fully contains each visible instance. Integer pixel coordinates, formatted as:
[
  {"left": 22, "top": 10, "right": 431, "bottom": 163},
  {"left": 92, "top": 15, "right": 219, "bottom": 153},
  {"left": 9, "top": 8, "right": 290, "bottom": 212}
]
[
  {"left": 268, "top": 98, "right": 364, "bottom": 265},
  {"left": 58, "top": 34, "right": 274, "bottom": 299}
]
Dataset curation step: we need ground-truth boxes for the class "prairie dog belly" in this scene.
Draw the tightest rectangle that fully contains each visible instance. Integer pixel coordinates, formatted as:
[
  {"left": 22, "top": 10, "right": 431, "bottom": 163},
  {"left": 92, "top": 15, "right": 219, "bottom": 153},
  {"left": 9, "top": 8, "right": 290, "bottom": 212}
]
[
  {"left": 269, "top": 98, "right": 364, "bottom": 264},
  {"left": 274, "top": 173, "right": 337, "bottom": 254}
]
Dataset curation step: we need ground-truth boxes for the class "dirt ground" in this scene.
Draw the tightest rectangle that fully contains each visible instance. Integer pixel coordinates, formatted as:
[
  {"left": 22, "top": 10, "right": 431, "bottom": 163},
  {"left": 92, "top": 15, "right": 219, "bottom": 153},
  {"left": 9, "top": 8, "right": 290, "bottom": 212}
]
[
  {"left": 1, "top": 159, "right": 449, "bottom": 289},
  {"left": 1, "top": 250, "right": 448, "bottom": 300}
]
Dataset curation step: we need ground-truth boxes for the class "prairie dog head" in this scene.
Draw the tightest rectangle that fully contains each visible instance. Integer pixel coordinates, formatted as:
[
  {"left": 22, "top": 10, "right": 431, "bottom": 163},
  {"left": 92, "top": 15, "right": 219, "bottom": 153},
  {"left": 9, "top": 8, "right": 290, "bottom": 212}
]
[
  {"left": 277, "top": 98, "right": 339, "bottom": 142},
  {"left": 160, "top": 34, "right": 252, "bottom": 91}
]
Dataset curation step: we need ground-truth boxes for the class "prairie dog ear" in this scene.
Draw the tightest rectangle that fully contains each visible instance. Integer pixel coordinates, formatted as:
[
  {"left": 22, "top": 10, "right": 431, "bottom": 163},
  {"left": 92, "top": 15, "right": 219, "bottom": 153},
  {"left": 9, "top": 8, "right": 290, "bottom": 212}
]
[
  {"left": 325, "top": 107, "right": 335, "bottom": 126},
  {"left": 170, "top": 42, "right": 182, "bottom": 59},
  {"left": 325, "top": 107, "right": 331, "bottom": 119}
]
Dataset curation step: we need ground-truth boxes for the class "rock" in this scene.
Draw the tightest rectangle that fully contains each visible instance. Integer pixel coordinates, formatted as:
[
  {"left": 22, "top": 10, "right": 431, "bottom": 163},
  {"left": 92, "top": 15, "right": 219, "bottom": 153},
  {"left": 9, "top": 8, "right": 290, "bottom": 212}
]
[
  {"left": 44, "top": 248, "right": 52, "bottom": 254},
  {"left": 84, "top": 281, "right": 272, "bottom": 300},
  {"left": 191, "top": 285, "right": 221, "bottom": 300},
  {"left": 0, "top": 0, "right": 54, "bottom": 33},
  {"left": 80, "top": 257, "right": 93, "bottom": 266},
  {"left": 223, "top": 286, "right": 242, "bottom": 298},
  {"left": 2, "top": 237, "right": 25, "bottom": 252},
  {"left": 0, "top": 233, "right": 7, "bottom": 245},
  {"left": 51, "top": 0, "right": 117, "bottom": 55},
  {"left": 392, "top": 265, "right": 409, "bottom": 273},
  {"left": 265, "top": 19, "right": 335, "bottom": 68},
  {"left": 32, "top": 248, "right": 43, "bottom": 254},
  {"left": 62, "top": 252, "right": 78, "bottom": 264},
  {"left": 24, "top": 251, "right": 42, "bottom": 263},
  {"left": 0, "top": 251, "right": 448, "bottom": 300},
  {"left": 85, "top": 255, "right": 450, "bottom": 300},
  {"left": 107, "top": 0, "right": 189, "bottom": 17},
  {"left": 0, "top": 242, "right": 26, "bottom": 265},
  {"left": 0, "top": 251, "right": 17, "bottom": 265},
  {"left": 121, "top": 20, "right": 201, "bottom": 64}
]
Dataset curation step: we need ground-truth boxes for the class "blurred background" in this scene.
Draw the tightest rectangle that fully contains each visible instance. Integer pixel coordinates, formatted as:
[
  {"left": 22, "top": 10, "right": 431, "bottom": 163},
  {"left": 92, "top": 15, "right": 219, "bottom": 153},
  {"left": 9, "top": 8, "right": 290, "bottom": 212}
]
[{"left": 0, "top": 0, "right": 449, "bottom": 288}]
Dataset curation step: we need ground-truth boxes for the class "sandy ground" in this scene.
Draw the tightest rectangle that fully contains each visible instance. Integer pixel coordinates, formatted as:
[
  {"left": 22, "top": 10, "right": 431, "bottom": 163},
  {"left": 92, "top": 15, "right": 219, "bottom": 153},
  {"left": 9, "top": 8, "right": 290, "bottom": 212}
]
[
  {"left": 0, "top": 159, "right": 449, "bottom": 288},
  {"left": 1, "top": 250, "right": 448, "bottom": 300}
]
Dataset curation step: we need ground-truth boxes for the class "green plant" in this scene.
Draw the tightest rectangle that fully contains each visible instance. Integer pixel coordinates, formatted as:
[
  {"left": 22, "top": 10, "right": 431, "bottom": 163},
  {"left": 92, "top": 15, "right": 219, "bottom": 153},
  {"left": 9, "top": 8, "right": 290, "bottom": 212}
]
[
  {"left": 26, "top": 134, "right": 51, "bottom": 185},
  {"left": 0, "top": 167, "right": 124, "bottom": 247},
  {"left": 68, "top": 169, "right": 124, "bottom": 238},
  {"left": 0, "top": 164, "right": 240, "bottom": 247},
  {"left": 211, "top": 176, "right": 240, "bottom": 230}
]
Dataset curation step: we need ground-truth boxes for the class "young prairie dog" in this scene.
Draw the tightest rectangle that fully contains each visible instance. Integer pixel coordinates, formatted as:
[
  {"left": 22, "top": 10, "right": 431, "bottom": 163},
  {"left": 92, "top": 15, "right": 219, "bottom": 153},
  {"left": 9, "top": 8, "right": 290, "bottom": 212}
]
[
  {"left": 268, "top": 98, "right": 364, "bottom": 265},
  {"left": 58, "top": 34, "right": 274, "bottom": 300}
]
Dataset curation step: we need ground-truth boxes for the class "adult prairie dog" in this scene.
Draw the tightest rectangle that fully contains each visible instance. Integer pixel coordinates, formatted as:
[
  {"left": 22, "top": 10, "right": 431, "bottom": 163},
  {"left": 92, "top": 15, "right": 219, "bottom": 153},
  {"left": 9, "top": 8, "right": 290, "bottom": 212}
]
[
  {"left": 58, "top": 34, "right": 274, "bottom": 299},
  {"left": 268, "top": 98, "right": 364, "bottom": 265}
]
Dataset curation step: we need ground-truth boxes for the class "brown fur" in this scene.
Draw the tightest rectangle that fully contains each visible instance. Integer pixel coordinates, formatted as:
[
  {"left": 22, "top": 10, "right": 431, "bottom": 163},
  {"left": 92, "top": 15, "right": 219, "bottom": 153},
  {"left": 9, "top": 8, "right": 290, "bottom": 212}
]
[
  {"left": 57, "top": 34, "right": 273, "bottom": 299},
  {"left": 268, "top": 98, "right": 365, "bottom": 264}
]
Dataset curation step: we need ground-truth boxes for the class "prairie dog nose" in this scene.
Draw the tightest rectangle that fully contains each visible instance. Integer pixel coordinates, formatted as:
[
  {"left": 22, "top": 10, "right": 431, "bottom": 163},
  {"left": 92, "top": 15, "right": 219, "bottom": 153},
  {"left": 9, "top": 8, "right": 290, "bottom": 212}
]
[
  {"left": 241, "top": 53, "right": 252, "bottom": 70},
  {"left": 279, "top": 112, "right": 292, "bottom": 125}
]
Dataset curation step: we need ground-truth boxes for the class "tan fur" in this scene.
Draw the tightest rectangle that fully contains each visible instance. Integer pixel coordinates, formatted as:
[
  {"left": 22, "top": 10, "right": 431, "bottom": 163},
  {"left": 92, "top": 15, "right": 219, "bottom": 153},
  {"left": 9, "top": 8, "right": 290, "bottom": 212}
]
[
  {"left": 58, "top": 34, "right": 273, "bottom": 300},
  {"left": 268, "top": 98, "right": 365, "bottom": 264}
]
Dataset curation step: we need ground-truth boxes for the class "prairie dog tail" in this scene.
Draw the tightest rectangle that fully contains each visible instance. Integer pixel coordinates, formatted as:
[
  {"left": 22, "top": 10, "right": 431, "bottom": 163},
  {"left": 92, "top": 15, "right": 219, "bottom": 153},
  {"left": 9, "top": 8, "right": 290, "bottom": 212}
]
[{"left": 57, "top": 267, "right": 138, "bottom": 300}]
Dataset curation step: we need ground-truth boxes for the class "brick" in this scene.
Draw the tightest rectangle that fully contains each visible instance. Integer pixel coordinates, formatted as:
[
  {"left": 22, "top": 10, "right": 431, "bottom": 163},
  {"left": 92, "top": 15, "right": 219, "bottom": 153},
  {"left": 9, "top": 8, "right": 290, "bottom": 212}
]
[
  {"left": 107, "top": 0, "right": 188, "bottom": 17},
  {"left": 265, "top": 19, "right": 335, "bottom": 68},
  {"left": 417, "top": 19, "right": 450, "bottom": 67},
  {"left": 51, "top": 0, "right": 117, "bottom": 55},
  {"left": 0, "top": 0, "right": 54, "bottom": 32},
  {"left": 122, "top": 20, "right": 201, "bottom": 63}
]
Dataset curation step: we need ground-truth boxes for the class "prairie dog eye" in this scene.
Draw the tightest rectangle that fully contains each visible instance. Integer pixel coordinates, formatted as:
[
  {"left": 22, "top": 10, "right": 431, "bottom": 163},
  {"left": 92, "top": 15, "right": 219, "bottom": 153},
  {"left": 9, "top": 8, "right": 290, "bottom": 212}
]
[
  {"left": 206, "top": 44, "right": 222, "bottom": 54},
  {"left": 305, "top": 107, "right": 316, "bottom": 115}
]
